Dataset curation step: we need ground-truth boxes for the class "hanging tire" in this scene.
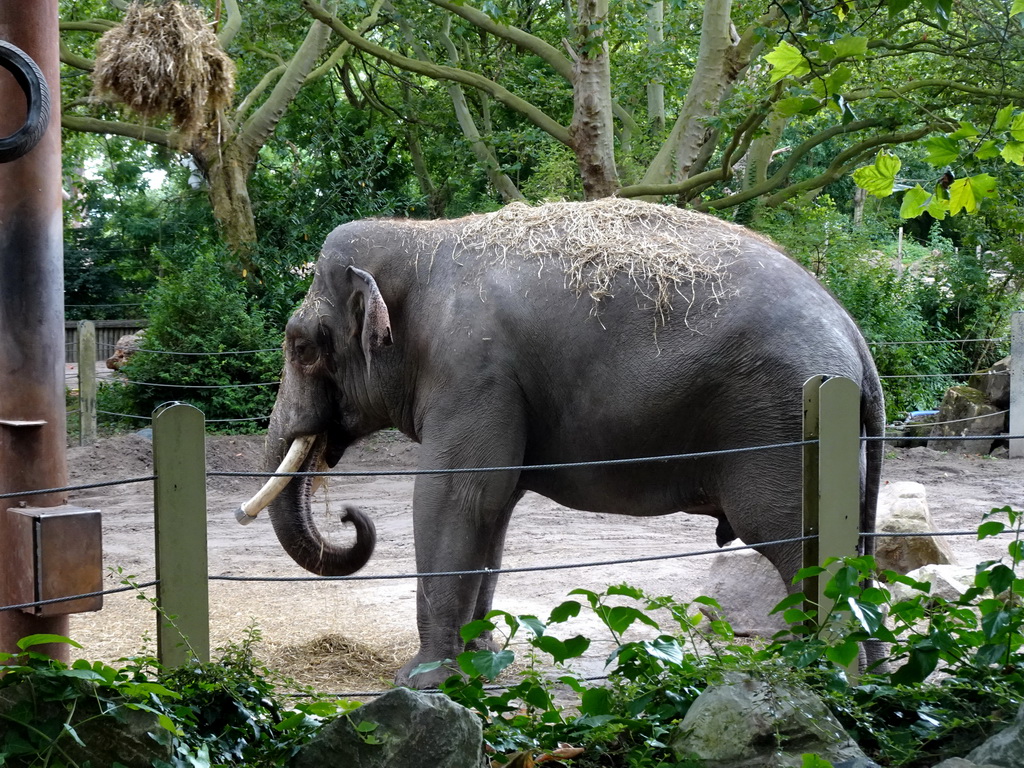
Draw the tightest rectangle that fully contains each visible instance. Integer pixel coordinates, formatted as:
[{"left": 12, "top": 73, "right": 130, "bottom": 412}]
[{"left": 0, "top": 39, "right": 51, "bottom": 163}]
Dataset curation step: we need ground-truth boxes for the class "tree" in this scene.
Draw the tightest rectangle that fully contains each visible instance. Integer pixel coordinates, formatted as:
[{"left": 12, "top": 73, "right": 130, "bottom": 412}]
[
  {"left": 59, "top": 0, "right": 386, "bottom": 274},
  {"left": 299, "top": 0, "right": 1024, "bottom": 214}
]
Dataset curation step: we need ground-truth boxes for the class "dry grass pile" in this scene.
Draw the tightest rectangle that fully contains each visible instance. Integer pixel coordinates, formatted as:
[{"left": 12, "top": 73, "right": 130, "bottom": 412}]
[
  {"left": 266, "top": 632, "right": 415, "bottom": 695},
  {"left": 460, "top": 198, "right": 743, "bottom": 320},
  {"left": 92, "top": 0, "right": 235, "bottom": 145}
]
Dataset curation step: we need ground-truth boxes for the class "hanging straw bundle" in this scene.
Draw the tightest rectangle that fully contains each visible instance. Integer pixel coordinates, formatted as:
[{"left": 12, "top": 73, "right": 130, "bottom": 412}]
[{"left": 92, "top": 0, "right": 235, "bottom": 145}]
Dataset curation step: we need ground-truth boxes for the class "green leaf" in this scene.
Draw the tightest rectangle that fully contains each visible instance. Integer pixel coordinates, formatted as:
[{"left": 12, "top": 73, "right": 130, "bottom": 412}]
[
  {"left": 888, "top": 0, "right": 916, "bottom": 14},
  {"left": 771, "top": 592, "right": 808, "bottom": 614},
  {"left": 976, "top": 140, "right": 1001, "bottom": 160},
  {"left": 16, "top": 634, "right": 81, "bottom": 651},
  {"left": 1011, "top": 112, "right": 1024, "bottom": 141},
  {"left": 900, "top": 185, "right": 931, "bottom": 219},
  {"left": 458, "top": 649, "right": 515, "bottom": 679},
  {"left": 459, "top": 619, "right": 496, "bottom": 644},
  {"left": 981, "top": 609, "right": 1011, "bottom": 641},
  {"left": 890, "top": 647, "right": 938, "bottom": 684},
  {"left": 923, "top": 136, "right": 960, "bottom": 167},
  {"left": 978, "top": 520, "right": 1006, "bottom": 540},
  {"left": 848, "top": 597, "right": 885, "bottom": 633},
  {"left": 792, "top": 565, "right": 825, "bottom": 584},
  {"left": 776, "top": 96, "right": 823, "bottom": 117},
  {"left": 995, "top": 104, "right": 1016, "bottom": 130},
  {"left": 766, "top": 41, "right": 811, "bottom": 84},
  {"left": 802, "top": 754, "right": 836, "bottom": 768},
  {"left": 949, "top": 122, "right": 980, "bottom": 140},
  {"left": 534, "top": 634, "right": 590, "bottom": 663},
  {"left": 825, "top": 640, "right": 860, "bottom": 668},
  {"left": 853, "top": 152, "right": 901, "bottom": 197},
  {"left": 602, "top": 605, "right": 659, "bottom": 635},
  {"left": 580, "top": 686, "right": 613, "bottom": 717},
  {"left": 1013, "top": 0, "right": 1024, "bottom": 16},
  {"left": 519, "top": 615, "right": 546, "bottom": 637},
  {"left": 832, "top": 36, "right": 867, "bottom": 58},
  {"left": 948, "top": 174, "right": 997, "bottom": 214},
  {"left": 548, "top": 600, "right": 582, "bottom": 623},
  {"left": 1000, "top": 141, "right": 1024, "bottom": 165}
]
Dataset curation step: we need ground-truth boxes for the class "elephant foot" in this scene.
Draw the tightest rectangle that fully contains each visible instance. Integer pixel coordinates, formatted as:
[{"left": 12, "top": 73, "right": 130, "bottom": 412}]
[
  {"left": 395, "top": 654, "right": 461, "bottom": 690},
  {"left": 464, "top": 631, "right": 500, "bottom": 653}
]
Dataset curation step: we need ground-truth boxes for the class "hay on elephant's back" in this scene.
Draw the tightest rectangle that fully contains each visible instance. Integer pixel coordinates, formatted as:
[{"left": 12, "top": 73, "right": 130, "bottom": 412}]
[
  {"left": 462, "top": 198, "right": 742, "bottom": 320},
  {"left": 91, "top": 1, "right": 235, "bottom": 145}
]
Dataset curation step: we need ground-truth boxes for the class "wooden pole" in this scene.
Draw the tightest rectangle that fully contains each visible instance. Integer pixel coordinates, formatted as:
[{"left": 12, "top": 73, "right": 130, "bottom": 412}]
[
  {"left": 0, "top": 1, "right": 70, "bottom": 660},
  {"left": 1011, "top": 312, "right": 1023, "bottom": 459},
  {"left": 78, "top": 320, "right": 97, "bottom": 445},
  {"left": 153, "top": 403, "right": 210, "bottom": 666}
]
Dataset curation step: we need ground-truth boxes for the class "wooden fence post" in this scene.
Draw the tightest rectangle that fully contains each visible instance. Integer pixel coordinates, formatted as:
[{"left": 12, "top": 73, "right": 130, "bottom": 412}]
[
  {"left": 1011, "top": 311, "right": 1023, "bottom": 459},
  {"left": 803, "top": 375, "right": 862, "bottom": 622},
  {"left": 77, "top": 320, "right": 96, "bottom": 446},
  {"left": 153, "top": 402, "right": 209, "bottom": 667}
]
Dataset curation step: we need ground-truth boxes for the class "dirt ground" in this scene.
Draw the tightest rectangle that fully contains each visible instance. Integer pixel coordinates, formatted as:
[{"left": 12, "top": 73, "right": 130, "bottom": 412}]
[{"left": 59, "top": 430, "right": 1021, "bottom": 695}]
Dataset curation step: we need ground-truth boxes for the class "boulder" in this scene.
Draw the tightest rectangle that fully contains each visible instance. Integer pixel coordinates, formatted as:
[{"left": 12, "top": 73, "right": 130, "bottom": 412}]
[
  {"left": 968, "top": 356, "right": 1011, "bottom": 410},
  {"left": 291, "top": 687, "right": 482, "bottom": 768},
  {"left": 875, "top": 482, "right": 956, "bottom": 575},
  {"left": 928, "top": 386, "right": 1006, "bottom": 454},
  {"left": 0, "top": 680, "right": 172, "bottom": 768},
  {"left": 933, "top": 759, "right": 1002, "bottom": 768},
  {"left": 669, "top": 672, "right": 880, "bottom": 768},
  {"left": 106, "top": 330, "right": 145, "bottom": 370},
  {"left": 966, "top": 702, "right": 1024, "bottom": 768},
  {"left": 888, "top": 563, "right": 977, "bottom": 604},
  {"left": 699, "top": 541, "right": 790, "bottom": 637}
]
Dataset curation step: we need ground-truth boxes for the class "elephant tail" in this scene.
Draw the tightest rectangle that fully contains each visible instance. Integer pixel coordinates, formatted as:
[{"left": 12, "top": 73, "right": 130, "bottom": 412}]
[{"left": 860, "top": 374, "right": 885, "bottom": 559}]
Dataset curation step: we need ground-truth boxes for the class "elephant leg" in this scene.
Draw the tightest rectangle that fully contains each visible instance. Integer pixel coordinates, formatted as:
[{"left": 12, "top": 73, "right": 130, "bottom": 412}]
[
  {"left": 396, "top": 441, "right": 524, "bottom": 688},
  {"left": 465, "top": 489, "right": 525, "bottom": 653}
]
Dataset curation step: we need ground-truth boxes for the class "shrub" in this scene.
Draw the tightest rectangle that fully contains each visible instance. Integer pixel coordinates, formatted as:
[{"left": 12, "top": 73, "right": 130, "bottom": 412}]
[{"left": 100, "top": 251, "right": 283, "bottom": 432}]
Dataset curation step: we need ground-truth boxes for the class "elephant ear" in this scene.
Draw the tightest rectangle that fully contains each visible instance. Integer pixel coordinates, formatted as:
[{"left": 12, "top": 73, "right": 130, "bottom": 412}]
[{"left": 347, "top": 266, "right": 394, "bottom": 371}]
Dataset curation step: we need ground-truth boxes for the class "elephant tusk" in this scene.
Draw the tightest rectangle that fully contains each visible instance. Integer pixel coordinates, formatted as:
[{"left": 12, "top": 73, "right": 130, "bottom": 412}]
[{"left": 235, "top": 435, "right": 317, "bottom": 525}]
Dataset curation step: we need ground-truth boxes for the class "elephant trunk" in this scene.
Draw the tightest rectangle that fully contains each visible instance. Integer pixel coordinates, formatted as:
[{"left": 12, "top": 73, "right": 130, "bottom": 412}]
[{"left": 244, "top": 433, "right": 376, "bottom": 576}]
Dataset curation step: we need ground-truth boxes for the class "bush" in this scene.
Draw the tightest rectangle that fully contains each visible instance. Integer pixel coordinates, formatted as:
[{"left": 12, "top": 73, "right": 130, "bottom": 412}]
[{"left": 100, "top": 251, "right": 283, "bottom": 432}]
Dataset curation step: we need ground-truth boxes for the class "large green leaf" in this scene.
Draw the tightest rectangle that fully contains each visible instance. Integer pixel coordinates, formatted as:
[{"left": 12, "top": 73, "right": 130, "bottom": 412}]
[
  {"left": 833, "top": 36, "right": 868, "bottom": 58},
  {"left": 900, "top": 184, "right": 948, "bottom": 220},
  {"left": 853, "top": 152, "right": 901, "bottom": 197},
  {"left": 1001, "top": 141, "right": 1024, "bottom": 165},
  {"left": 1013, "top": 0, "right": 1024, "bottom": 16},
  {"left": 766, "top": 41, "right": 811, "bottom": 84},
  {"left": 923, "top": 136, "right": 960, "bottom": 166},
  {"left": 948, "top": 174, "right": 997, "bottom": 214}
]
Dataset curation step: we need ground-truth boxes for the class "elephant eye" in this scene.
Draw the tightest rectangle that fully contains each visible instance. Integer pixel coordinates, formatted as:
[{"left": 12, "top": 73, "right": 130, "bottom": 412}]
[{"left": 291, "top": 339, "right": 320, "bottom": 367}]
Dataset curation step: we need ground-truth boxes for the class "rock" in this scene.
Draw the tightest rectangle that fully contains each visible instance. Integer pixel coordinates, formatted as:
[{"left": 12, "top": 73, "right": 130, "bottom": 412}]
[
  {"left": 0, "top": 680, "right": 172, "bottom": 768},
  {"left": 968, "top": 357, "right": 1011, "bottom": 410},
  {"left": 888, "top": 563, "right": 977, "bottom": 604},
  {"left": 928, "top": 386, "right": 1006, "bottom": 454},
  {"left": 932, "top": 759, "right": 1002, "bottom": 768},
  {"left": 700, "top": 540, "right": 790, "bottom": 637},
  {"left": 875, "top": 482, "right": 956, "bottom": 575},
  {"left": 894, "top": 412, "right": 939, "bottom": 449},
  {"left": 966, "top": 702, "right": 1024, "bottom": 768},
  {"left": 291, "top": 687, "right": 483, "bottom": 768},
  {"left": 106, "top": 330, "right": 145, "bottom": 370},
  {"left": 669, "top": 672, "right": 880, "bottom": 768}
]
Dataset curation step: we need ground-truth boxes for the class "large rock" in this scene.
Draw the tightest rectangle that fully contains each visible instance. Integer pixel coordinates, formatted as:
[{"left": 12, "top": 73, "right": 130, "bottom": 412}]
[
  {"left": 888, "top": 562, "right": 977, "bottom": 604},
  {"left": 968, "top": 356, "right": 1011, "bottom": 410},
  {"left": 875, "top": 482, "right": 956, "bottom": 575},
  {"left": 669, "top": 672, "right": 880, "bottom": 768},
  {"left": 291, "top": 687, "right": 482, "bottom": 768},
  {"left": 966, "top": 702, "right": 1024, "bottom": 768},
  {"left": 700, "top": 541, "right": 790, "bottom": 637},
  {"left": 0, "top": 680, "right": 172, "bottom": 767},
  {"left": 106, "top": 330, "right": 145, "bottom": 370},
  {"left": 928, "top": 386, "right": 1006, "bottom": 454},
  {"left": 933, "top": 759, "right": 1002, "bottom": 768}
]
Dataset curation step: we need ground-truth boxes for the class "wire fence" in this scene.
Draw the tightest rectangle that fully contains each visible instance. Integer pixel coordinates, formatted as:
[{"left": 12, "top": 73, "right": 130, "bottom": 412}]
[
  {"left": 66, "top": 330, "right": 1016, "bottom": 426},
  {"left": 3, "top": 417, "right": 1021, "bottom": 697}
]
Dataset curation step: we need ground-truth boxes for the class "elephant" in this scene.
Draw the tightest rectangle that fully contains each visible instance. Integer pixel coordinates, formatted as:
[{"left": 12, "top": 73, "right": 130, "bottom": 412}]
[
  {"left": 0, "top": 39, "right": 50, "bottom": 164},
  {"left": 237, "top": 198, "right": 884, "bottom": 689}
]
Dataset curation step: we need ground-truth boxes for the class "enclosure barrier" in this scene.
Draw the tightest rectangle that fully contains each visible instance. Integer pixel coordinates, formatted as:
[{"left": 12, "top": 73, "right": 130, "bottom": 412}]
[
  {"left": 68, "top": 314, "right": 1024, "bottom": 446},
  {"left": 7, "top": 379, "right": 1023, "bottom": 693}
]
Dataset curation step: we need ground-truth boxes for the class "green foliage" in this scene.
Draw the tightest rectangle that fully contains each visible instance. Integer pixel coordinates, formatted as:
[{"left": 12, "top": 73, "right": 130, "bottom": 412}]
[
  {"left": 0, "top": 629, "right": 351, "bottom": 767},
  {"left": 752, "top": 198, "right": 959, "bottom": 418},
  {"left": 99, "top": 252, "right": 284, "bottom": 432}
]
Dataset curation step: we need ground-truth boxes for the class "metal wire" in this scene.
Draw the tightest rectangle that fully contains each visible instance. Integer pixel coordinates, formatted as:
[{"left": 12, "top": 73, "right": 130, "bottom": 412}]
[
  {"left": 0, "top": 581, "right": 159, "bottom": 613},
  {"left": 118, "top": 379, "right": 279, "bottom": 389},
  {"left": 0, "top": 476, "right": 156, "bottom": 500},
  {"left": 871, "top": 337, "right": 1006, "bottom": 346}
]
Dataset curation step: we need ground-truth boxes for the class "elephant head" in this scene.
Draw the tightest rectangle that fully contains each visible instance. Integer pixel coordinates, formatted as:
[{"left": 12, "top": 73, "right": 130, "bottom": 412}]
[{"left": 236, "top": 264, "right": 394, "bottom": 576}]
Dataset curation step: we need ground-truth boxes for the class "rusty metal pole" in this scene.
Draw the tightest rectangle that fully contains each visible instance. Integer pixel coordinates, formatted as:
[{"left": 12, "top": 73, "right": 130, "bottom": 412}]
[{"left": 0, "top": 2, "right": 70, "bottom": 659}]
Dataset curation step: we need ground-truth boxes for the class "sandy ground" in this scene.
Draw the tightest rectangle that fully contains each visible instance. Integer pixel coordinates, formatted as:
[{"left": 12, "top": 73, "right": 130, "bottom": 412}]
[{"left": 55, "top": 430, "right": 1022, "bottom": 695}]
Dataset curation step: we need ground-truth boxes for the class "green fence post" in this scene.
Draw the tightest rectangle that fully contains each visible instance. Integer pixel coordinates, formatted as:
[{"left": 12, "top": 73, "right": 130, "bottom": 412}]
[
  {"left": 153, "top": 402, "right": 210, "bottom": 667},
  {"left": 77, "top": 320, "right": 97, "bottom": 446},
  {"left": 802, "top": 375, "right": 824, "bottom": 620}
]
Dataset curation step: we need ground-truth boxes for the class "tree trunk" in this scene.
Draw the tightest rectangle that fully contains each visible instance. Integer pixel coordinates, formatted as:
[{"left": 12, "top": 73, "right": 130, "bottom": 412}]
[
  {"left": 202, "top": 141, "right": 258, "bottom": 275},
  {"left": 647, "top": 0, "right": 665, "bottom": 133},
  {"left": 639, "top": 0, "right": 734, "bottom": 189},
  {"left": 571, "top": 0, "right": 619, "bottom": 199}
]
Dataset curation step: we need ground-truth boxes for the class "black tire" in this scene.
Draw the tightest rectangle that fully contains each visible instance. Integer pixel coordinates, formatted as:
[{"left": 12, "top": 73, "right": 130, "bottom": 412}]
[{"left": 0, "top": 39, "right": 51, "bottom": 163}]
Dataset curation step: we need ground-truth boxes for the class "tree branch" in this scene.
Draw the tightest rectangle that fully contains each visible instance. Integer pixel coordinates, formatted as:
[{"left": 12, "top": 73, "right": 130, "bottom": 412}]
[
  {"left": 61, "top": 114, "right": 176, "bottom": 149},
  {"left": 302, "top": 0, "right": 572, "bottom": 146}
]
